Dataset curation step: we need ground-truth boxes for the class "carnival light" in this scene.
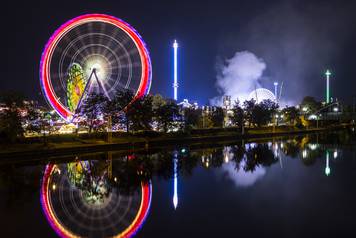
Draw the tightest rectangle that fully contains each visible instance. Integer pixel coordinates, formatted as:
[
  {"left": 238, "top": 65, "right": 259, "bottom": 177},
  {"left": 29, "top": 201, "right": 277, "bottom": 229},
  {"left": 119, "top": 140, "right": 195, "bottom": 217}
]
[
  {"left": 302, "top": 149, "right": 308, "bottom": 159},
  {"left": 173, "top": 151, "right": 179, "bottom": 210},
  {"left": 41, "top": 163, "right": 152, "bottom": 238},
  {"left": 325, "top": 70, "right": 331, "bottom": 104},
  {"left": 173, "top": 40, "right": 178, "bottom": 101},
  {"left": 40, "top": 14, "right": 152, "bottom": 121},
  {"left": 274, "top": 82, "right": 278, "bottom": 103},
  {"left": 333, "top": 150, "right": 338, "bottom": 159},
  {"left": 248, "top": 88, "right": 276, "bottom": 103},
  {"left": 325, "top": 151, "right": 331, "bottom": 176}
]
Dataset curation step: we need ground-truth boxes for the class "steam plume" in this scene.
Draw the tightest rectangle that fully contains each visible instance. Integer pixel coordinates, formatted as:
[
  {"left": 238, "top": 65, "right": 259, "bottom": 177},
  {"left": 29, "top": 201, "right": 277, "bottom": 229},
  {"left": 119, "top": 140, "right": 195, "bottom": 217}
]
[{"left": 210, "top": 51, "right": 266, "bottom": 105}]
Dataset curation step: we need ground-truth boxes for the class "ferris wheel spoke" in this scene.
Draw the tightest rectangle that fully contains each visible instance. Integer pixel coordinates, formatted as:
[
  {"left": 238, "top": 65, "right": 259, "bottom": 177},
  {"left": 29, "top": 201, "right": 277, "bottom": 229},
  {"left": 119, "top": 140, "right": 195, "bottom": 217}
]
[
  {"left": 110, "top": 62, "right": 141, "bottom": 71},
  {"left": 97, "top": 24, "right": 108, "bottom": 56}
]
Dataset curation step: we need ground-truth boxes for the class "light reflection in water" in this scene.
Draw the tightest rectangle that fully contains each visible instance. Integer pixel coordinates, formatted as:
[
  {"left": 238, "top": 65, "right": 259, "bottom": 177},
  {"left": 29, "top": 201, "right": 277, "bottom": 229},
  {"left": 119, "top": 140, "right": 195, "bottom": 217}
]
[
  {"left": 40, "top": 160, "right": 152, "bottom": 238},
  {"left": 34, "top": 131, "right": 353, "bottom": 237},
  {"left": 221, "top": 161, "right": 266, "bottom": 187},
  {"left": 173, "top": 151, "right": 178, "bottom": 210},
  {"left": 325, "top": 151, "right": 331, "bottom": 176}
]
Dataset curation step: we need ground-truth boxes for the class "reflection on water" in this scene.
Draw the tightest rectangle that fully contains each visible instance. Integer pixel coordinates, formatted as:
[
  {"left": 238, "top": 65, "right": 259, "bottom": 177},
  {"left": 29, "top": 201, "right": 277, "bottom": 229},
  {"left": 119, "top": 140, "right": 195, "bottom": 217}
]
[
  {"left": 40, "top": 160, "right": 151, "bottom": 238},
  {"left": 0, "top": 129, "right": 355, "bottom": 237},
  {"left": 172, "top": 151, "right": 178, "bottom": 210}
]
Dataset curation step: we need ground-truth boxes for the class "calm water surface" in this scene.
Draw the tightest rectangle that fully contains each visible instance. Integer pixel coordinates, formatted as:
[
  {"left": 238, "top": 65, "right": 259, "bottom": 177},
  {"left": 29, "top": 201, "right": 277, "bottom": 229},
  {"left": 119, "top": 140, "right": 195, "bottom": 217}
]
[{"left": 1, "top": 130, "right": 356, "bottom": 237}]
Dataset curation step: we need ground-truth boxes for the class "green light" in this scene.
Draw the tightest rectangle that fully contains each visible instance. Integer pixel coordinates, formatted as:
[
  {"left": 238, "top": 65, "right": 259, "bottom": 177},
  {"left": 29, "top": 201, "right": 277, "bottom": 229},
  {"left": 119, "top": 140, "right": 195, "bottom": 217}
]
[
  {"left": 325, "top": 150, "right": 331, "bottom": 176},
  {"left": 325, "top": 69, "right": 331, "bottom": 104}
]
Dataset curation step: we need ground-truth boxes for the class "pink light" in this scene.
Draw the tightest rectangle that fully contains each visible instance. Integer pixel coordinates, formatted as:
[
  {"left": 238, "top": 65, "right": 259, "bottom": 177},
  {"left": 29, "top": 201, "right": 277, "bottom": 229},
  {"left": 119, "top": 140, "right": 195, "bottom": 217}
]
[
  {"left": 40, "top": 14, "right": 152, "bottom": 120},
  {"left": 40, "top": 164, "right": 152, "bottom": 238}
]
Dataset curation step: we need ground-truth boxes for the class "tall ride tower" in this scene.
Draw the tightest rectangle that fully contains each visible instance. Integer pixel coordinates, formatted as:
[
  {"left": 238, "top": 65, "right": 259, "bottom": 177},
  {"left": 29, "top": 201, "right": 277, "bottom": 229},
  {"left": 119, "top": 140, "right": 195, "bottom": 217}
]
[
  {"left": 173, "top": 40, "right": 179, "bottom": 101},
  {"left": 325, "top": 70, "right": 331, "bottom": 103},
  {"left": 274, "top": 82, "right": 278, "bottom": 103}
]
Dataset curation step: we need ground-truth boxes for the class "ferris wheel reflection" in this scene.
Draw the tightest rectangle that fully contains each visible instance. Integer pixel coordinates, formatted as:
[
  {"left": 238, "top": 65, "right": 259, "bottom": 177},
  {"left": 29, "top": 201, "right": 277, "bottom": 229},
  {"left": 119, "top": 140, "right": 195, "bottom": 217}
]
[{"left": 40, "top": 158, "right": 152, "bottom": 238}]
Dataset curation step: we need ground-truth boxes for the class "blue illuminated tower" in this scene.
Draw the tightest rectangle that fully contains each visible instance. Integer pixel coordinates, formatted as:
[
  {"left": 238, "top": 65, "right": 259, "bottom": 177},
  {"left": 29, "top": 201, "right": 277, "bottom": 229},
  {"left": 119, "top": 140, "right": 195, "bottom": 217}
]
[{"left": 173, "top": 40, "right": 178, "bottom": 101}]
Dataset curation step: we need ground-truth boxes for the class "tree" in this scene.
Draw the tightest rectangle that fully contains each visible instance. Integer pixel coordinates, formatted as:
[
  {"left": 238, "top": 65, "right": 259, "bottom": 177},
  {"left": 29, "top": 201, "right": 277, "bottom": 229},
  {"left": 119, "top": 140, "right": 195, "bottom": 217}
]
[
  {"left": 250, "top": 99, "right": 278, "bottom": 127},
  {"left": 126, "top": 95, "right": 153, "bottom": 131},
  {"left": 282, "top": 106, "right": 299, "bottom": 125},
  {"left": 243, "top": 99, "right": 256, "bottom": 127},
  {"left": 300, "top": 96, "right": 321, "bottom": 113},
  {"left": 24, "top": 102, "right": 47, "bottom": 141},
  {"left": 110, "top": 90, "right": 154, "bottom": 132},
  {"left": 230, "top": 101, "right": 244, "bottom": 128},
  {"left": 0, "top": 92, "right": 25, "bottom": 141},
  {"left": 76, "top": 92, "right": 108, "bottom": 133},
  {"left": 210, "top": 107, "right": 224, "bottom": 127},
  {"left": 154, "top": 99, "right": 181, "bottom": 132},
  {"left": 152, "top": 94, "right": 166, "bottom": 111},
  {"left": 110, "top": 89, "right": 135, "bottom": 132},
  {"left": 183, "top": 107, "right": 202, "bottom": 131}
]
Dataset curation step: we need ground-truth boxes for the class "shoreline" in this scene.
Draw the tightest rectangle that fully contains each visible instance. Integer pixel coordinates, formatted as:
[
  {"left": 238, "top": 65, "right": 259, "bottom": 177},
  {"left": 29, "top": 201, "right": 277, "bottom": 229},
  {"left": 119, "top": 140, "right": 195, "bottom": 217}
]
[{"left": 0, "top": 124, "right": 353, "bottom": 162}]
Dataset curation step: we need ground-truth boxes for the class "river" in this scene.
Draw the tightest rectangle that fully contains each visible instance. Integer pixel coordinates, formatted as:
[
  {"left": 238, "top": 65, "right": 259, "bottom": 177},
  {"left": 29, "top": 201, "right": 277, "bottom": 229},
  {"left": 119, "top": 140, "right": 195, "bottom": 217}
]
[{"left": 1, "top": 128, "right": 355, "bottom": 237}]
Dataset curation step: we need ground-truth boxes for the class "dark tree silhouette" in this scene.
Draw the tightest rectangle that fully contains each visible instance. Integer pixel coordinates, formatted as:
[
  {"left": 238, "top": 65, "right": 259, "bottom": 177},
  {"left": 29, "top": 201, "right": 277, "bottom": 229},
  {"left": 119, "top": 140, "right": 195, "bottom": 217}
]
[
  {"left": 154, "top": 99, "right": 181, "bottom": 132},
  {"left": 76, "top": 92, "right": 108, "bottom": 133},
  {"left": 210, "top": 107, "right": 224, "bottom": 127}
]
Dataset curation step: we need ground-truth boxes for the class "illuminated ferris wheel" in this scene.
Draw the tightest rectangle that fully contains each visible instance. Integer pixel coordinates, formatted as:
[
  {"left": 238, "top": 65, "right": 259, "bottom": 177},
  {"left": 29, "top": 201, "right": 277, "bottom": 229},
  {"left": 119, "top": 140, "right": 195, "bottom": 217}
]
[
  {"left": 248, "top": 88, "right": 276, "bottom": 103},
  {"left": 40, "top": 14, "right": 152, "bottom": 120}
]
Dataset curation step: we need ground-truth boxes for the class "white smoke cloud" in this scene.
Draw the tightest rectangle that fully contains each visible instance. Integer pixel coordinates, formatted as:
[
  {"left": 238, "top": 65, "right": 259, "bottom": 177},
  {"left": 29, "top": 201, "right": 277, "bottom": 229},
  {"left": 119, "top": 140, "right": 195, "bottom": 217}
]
[{"left": 210, "top": 51, "right": 266, "bottom": 105}]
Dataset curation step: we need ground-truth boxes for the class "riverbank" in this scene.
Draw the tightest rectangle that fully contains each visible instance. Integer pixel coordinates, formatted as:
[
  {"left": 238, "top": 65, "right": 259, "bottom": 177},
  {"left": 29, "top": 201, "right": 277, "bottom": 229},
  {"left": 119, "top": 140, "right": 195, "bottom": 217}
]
[{"left": 0, "top": 124, "right": 353, "bottom": 162}]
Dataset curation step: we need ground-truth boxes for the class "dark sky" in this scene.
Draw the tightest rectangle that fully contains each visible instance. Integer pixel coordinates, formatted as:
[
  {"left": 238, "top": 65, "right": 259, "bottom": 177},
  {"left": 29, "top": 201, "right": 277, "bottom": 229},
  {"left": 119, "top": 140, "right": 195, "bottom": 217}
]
[{"left": 3, "top": 0, "right": 356, "bottom": 105}]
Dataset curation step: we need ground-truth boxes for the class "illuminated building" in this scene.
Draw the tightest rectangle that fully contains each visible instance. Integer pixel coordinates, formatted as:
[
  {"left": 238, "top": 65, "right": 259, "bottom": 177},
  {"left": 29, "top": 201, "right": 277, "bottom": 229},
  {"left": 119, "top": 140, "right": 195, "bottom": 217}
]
[
  {"left": 178, "top": 99, "right": 198, "bottom": 109},
  {"left": 223, "top": 95, "right": 232, "bottom": 110}
]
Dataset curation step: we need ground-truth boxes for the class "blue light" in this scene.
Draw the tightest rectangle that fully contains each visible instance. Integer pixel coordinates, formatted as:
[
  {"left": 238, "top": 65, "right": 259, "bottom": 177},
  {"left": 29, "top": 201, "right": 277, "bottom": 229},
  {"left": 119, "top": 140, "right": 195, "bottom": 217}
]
[
  {"left": 173, "top": 40, "right": 178, "bottom": 101},
  {"left": 173, "top": 152, "right": 178, "bottom": 209}
]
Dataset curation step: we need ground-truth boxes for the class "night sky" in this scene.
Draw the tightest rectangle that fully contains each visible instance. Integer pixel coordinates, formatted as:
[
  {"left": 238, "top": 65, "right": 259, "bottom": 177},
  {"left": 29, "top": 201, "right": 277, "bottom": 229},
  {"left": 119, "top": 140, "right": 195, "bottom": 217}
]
[{"left": 3, "top": 0, "right": 356, "bottom": 105}]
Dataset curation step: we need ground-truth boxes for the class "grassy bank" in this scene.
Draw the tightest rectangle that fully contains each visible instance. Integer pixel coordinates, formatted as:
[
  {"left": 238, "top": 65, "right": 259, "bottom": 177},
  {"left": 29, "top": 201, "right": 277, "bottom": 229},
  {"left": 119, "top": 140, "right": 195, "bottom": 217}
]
[{"left": 0, "top": 124, "right": 353, "bottom": 161}]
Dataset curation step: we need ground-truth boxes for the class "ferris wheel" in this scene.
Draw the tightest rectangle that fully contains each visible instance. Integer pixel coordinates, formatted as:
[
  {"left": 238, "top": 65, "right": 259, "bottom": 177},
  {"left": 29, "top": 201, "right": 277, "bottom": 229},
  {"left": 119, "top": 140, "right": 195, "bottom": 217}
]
[
  {"left": 248, "top": 88, "right": 276, "bottom": 103},
  {"left": 40, "top": 14, "right": 152, "bottom": 120}
]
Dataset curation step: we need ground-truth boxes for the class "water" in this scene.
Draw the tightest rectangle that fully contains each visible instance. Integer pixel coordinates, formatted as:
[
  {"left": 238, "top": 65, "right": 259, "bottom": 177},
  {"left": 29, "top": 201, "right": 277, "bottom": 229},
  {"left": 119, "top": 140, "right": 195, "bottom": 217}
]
[{"left": 1, "top": 129, "right": 356, "bottom": 238}]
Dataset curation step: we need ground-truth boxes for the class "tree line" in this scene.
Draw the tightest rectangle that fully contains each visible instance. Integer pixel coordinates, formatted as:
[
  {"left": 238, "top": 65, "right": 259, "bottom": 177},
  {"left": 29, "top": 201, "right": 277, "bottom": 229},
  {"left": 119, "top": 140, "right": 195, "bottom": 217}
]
[{"left": 1, "top": 89, "right": 330, "bottom": 141}]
